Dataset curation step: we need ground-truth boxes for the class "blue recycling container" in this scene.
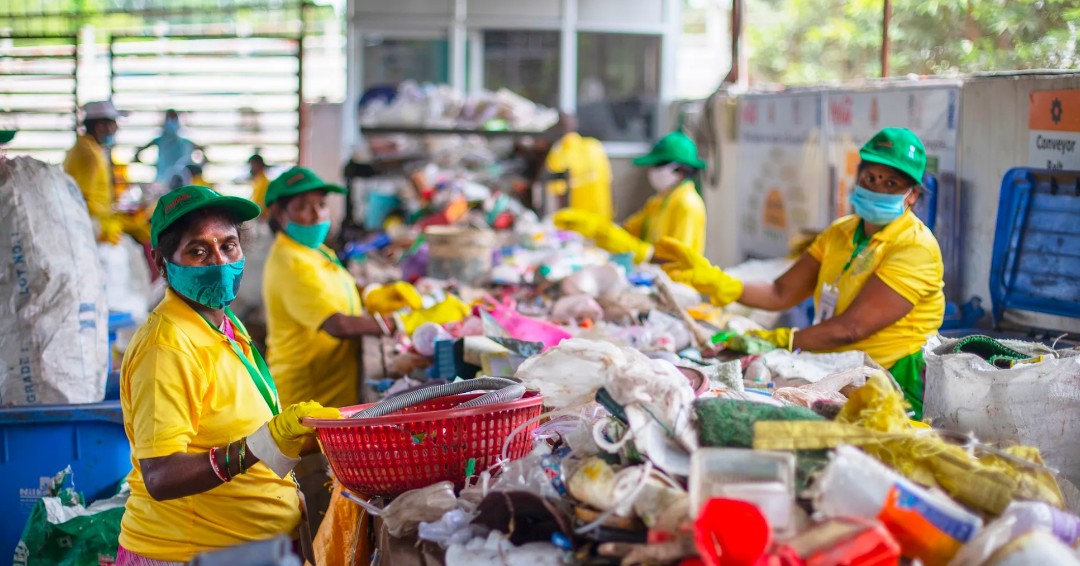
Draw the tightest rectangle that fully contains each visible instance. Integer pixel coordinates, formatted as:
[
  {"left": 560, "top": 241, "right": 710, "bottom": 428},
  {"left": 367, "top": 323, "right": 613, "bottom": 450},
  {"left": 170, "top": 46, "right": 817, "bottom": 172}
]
[{"left": 0, "top": 401, "right": 131, "bottom": 559}]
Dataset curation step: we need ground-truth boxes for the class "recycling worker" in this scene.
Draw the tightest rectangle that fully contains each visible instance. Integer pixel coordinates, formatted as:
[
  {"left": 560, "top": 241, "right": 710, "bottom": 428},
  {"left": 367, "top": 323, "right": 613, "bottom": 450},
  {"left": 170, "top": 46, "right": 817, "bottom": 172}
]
[
  {"left": 554, "top": 131, "right": 707, "bottom": 263},
  {"left": 248, "top": 153, "right": 270, "bottom": 212},
  {"left": 133, "top": 109, "right": 204, "bottom": 185},
  {"left": 119, "top": 185, "right": 339, "bottom": 564},
  {"left": 544, "top": 130, "right": 614, "bottom": 220},
  {"left": 658, "top": 128, "right": 944, "bottom": 418},
  {"left": 261, "top": 167, "right": 422, "bottom": 533},
  {"left": 64, "top": 101, "right": 126, "bottom": 244}
]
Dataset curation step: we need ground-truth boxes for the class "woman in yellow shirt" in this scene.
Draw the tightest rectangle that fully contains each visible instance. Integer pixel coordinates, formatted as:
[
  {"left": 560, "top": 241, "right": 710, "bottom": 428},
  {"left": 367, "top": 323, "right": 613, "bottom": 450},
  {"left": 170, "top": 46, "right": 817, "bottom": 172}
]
[
  {"left": 659, "top": 128, "right": 944, "bottom": 418},
  {"left": 554, "top": 131, "right": 707, "bottom": 263},
  {"left": 261, "top": 166, "right": 421, "bottom": 533},
  {"left": 119, "top": 185, "right": 339, "bottom": 565}
]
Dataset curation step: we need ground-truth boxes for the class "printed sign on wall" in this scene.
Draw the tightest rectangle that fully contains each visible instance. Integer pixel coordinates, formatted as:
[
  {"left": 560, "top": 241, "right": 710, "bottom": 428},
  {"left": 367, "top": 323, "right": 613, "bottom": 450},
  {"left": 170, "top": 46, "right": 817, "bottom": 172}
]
[
  {"left": 1029, "top": 89, "right": 1080, "bottom": 170},
  {"left": 735, "top": 93, "right": 827, "bottom": 258}
]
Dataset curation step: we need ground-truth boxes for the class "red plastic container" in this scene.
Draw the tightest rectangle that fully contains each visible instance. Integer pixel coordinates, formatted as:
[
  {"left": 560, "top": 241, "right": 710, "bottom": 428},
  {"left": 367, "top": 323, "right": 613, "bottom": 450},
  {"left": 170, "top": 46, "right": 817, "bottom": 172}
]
[{"left": 305, "top": 391, "right": 544, "bottom": 497}]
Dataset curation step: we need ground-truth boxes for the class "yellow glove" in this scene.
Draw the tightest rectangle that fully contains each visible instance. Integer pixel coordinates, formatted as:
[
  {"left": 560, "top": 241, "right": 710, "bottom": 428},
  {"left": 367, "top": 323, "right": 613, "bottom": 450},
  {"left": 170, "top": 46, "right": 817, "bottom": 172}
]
[
  {"left": 655, "top": 237, "right": 744, "bottom": 306},
  {"left": 553, "top": 208, "right": 606, "bottom": 240},
  {"left": 593, "top": 224, "right": 653, "bottom": 264},
  {"left": 400, "top": 295, "right": 472, "bottom": 335},
  {"left": 555, "top": 209, "right": 652, "bottom": 263},
  {"left": 364, "top": 282, "right": 423, "bottom": 315},
  {"left": 745, "top": 328, "right": 796, "bottom": 351},
  {"left": 268, "top": 401, "right": 341, "bottom": 458},
  {"left": 97, "top": 216, "right": 124, "bottom": 245}
]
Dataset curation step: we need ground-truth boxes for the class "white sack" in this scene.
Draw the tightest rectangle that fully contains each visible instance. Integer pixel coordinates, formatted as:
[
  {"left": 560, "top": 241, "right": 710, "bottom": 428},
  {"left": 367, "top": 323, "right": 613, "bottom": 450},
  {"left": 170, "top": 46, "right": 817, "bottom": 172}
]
[
  {"left": 924, "top": 335, "right": 1080, "bottom": 489},
  {"left": 0, "top": 157, "right": 108, "bottom": 404}
]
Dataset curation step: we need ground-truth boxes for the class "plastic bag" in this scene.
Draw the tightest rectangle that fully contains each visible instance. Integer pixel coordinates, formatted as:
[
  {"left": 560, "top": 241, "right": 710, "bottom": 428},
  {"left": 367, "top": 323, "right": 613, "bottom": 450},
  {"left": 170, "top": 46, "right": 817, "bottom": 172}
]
[
  {"left": 14, "top": 467, "right": 127, "bottom": 566},
  {"left": 1, "top": 157, "right": 108, "bottom": 405},
  {"left": 380, "top": 481, "right": 458, "bottom": 538}
]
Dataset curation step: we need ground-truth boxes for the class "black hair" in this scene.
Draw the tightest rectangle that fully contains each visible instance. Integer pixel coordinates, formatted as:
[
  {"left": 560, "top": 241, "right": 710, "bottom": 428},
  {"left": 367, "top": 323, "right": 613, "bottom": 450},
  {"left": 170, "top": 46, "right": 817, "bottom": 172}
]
[
  {"left": 83, "top": 118, "right": 112, "bottom": 136},
  {"left": 856, "top": 160, "right": 923, "bottom": 202},
  {"left": 248, "top": 154, "right": 266, "bottom": 166},
  {"left": 156, "top": 206, "right": 245, "bottom": 260},
  {"left": 184, "top": 162, "right": 203, "bottom": 176},
  {"left": 266, "top": 194, "right": 296, "bottom": 234},
  {"left": 856, "top": 160, "right": 919, "bottom": 187}
]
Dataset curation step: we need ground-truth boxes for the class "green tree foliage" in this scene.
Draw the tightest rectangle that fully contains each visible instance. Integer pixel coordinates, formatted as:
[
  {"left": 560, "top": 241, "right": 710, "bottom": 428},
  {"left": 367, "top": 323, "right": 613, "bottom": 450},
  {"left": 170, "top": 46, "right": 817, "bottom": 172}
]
[{"left": 747, "top": 0, "right": 1080, "bottom": 84}]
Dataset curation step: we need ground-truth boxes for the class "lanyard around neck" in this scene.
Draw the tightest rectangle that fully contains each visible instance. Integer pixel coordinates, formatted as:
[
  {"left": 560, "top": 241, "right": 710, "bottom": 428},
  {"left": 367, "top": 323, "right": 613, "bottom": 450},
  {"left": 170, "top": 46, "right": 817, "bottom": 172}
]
[
  {"left": 841, "top": 221, "right": 873, "bottom": 275},
  {"left": 199, "top": 308, "right": 281, "bottom": 416}
]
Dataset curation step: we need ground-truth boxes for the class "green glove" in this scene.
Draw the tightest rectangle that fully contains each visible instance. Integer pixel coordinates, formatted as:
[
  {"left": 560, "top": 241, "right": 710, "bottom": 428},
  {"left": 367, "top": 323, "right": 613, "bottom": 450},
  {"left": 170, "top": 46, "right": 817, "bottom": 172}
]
[
  {"left": 268, "top": 401, "right": 341, "bottom": 458},
  {"left": 655, "top": 237, "right": 743, "bottom": 306}
]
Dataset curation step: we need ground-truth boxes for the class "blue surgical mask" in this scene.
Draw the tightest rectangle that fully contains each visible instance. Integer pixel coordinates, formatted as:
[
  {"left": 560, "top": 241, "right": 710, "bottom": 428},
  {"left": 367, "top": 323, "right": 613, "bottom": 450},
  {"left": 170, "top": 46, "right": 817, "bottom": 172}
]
[
  {"left": 285, "top": 220, "right": 330, "bottom": 249},
  {"left": 849, "top": 184, "right": 910, "bottom": 225},
  {"left": 163, "top": 119, "right": 180, "bottom": 135},
  {"left": 101, "top": 133, "right": 116, "bottom": 148},
  {"left": 165, "top": 259, "right": 245, "bottom": 310}
]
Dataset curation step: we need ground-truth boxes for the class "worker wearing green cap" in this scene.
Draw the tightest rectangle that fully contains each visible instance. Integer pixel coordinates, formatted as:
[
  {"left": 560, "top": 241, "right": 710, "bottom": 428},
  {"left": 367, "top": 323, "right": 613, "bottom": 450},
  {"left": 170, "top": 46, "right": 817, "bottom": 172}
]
[
  {"left": 261, "top": 166, "right": 422, "bottom": 533},
  {"left": 553, "top": 130, "right": 707, "bottom": 263},
  {"left": 119, "top": 185, "right": 340, "bottom": 563},
  {"left": 659, "top": 128, "right": 944, "bottom": 418}
]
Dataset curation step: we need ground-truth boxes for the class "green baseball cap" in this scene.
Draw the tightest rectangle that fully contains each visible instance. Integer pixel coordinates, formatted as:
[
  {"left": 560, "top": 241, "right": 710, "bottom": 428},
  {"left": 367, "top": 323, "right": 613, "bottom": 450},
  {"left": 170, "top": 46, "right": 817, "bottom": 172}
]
[
  {"left": 0, "top": 130, "right": 16, "bottom": 145},
  {"left": 632, "top": 131, "right": 706, "bottom": 170},
  {"left": 859, "top": 127, "right": 926, "bottom": 183},
  {"left": 264, "top": 166, "right": 346, "bottom": 207},
  {"left": 150, "top": 185, "right": 262, "bottom": 247}
]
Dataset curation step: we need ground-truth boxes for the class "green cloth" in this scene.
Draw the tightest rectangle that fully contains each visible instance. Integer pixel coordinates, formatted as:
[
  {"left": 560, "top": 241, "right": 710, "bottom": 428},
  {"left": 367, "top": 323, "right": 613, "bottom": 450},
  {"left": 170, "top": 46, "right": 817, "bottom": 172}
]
[
  {"left": 889, "top": 350, "right": 926, "bottom": 420},
  {"left": 693, "top": 398, "right": 823, "bottom": 448}
]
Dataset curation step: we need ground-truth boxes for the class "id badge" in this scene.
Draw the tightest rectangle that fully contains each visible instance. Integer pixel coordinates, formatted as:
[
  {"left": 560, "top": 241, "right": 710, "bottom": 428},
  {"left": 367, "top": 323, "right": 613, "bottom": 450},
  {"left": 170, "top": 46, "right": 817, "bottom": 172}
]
[{"left": 814, "top": 283, "right": 839, "bottom": 324}]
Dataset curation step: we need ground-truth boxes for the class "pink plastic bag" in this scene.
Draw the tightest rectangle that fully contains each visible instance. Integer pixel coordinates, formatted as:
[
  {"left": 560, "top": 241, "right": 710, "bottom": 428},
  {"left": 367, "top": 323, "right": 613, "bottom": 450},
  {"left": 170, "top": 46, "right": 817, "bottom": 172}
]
[{"left": 481, "top": 298, "right": 572, "bottom": 350}]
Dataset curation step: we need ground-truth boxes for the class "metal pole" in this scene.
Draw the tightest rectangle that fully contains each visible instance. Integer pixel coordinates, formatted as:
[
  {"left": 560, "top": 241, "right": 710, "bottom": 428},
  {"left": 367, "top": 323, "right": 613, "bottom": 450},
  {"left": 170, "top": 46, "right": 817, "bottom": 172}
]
[
  {"left": 881, "top": 0, "right": 891, "bottom": 77},
  {"left": 723, "top": 0, "right": 743, "bottom": 84}
]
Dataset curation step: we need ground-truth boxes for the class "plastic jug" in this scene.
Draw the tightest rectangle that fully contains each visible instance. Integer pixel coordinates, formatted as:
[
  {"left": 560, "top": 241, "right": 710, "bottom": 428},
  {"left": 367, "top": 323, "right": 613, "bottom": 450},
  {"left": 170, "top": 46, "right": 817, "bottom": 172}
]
[{"left": 815, "top": 446, "right": 981, "bottom": 565}]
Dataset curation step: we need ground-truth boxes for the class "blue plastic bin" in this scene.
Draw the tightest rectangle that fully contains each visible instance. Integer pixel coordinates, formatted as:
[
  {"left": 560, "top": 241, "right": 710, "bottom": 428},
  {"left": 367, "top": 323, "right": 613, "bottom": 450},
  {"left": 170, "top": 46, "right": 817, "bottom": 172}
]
[{"left": 0, "top": 401, "right": 131, "bottom": 559}]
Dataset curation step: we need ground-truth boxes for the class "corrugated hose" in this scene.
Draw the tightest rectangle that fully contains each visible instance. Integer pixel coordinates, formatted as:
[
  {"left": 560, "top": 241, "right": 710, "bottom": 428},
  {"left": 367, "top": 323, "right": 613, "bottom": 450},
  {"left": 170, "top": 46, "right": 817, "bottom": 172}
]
[{"left": 350, "top": 377, "right": 521, "bottom": 419}]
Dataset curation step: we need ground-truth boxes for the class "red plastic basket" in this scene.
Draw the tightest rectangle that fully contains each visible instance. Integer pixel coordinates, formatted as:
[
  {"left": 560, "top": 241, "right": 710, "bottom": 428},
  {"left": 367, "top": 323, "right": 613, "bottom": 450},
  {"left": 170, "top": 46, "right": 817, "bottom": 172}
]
[{"left": 305, "top": 391, "right": 544, "bottom": 497}]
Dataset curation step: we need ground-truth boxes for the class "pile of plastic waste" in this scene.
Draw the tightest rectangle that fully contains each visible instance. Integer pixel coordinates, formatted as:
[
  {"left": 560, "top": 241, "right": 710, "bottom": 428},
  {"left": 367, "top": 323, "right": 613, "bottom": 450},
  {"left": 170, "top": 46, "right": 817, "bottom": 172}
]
[{"left": 337, "top": 214, "right": 1080, "bottom": 566}]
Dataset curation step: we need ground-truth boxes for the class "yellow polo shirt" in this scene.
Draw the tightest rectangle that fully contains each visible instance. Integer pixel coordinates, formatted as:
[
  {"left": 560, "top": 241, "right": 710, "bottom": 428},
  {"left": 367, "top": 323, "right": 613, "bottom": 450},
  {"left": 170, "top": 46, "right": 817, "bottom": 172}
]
[
  {"left": 119, "top": 290, "right": 300, "bottom": 562},
  {"left": 264, "top": 233, "right": 362, "bottom": 408},
  {"left": 624, "top": 180, "right": 707, "bottom": 255},
  {"left": 807, "top": 210, "right": 945, "bottom": 368},
  {"left": 63, "top": 134, "right": 112, "bottom": 222}
]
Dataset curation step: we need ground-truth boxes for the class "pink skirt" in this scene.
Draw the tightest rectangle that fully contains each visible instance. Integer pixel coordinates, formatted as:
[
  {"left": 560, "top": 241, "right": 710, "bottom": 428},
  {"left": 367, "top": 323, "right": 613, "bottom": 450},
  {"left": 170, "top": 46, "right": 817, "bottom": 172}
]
[{"left": 115, "top": 546, "right": 185, "bottom": 566}]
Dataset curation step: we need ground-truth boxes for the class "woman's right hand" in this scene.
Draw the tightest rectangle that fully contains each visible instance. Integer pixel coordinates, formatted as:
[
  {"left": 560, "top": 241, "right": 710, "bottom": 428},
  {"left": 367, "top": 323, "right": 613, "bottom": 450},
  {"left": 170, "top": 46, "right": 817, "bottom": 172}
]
[
  {"left": 654, "top": 237, "right": 744, "bottom": 306},
  {"left": 268, "top": 401, "right": 340, "bottom": 458}
]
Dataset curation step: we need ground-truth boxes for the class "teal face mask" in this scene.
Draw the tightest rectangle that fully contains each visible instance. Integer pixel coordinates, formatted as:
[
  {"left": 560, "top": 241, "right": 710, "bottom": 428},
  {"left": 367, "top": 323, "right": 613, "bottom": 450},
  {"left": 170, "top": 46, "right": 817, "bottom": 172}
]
[
  {"left": 165, "top": 259, "right": 245, "bottom": 310},
  {"left": 285, "top": 220, "right": 330, "bottom": 249},
  {"left": 849, "top": 184, "right": 910, "bottom": 226},
  {"left": 101, "top": 133, "right": 116, "bottom": 148}
]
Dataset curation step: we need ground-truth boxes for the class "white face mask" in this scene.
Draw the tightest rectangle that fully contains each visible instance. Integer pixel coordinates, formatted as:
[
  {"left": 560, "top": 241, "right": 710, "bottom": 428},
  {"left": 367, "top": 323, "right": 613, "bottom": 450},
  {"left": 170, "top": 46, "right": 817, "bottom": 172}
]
[{"left": 647, "top": 164, "right": 683, "bottom": 192}]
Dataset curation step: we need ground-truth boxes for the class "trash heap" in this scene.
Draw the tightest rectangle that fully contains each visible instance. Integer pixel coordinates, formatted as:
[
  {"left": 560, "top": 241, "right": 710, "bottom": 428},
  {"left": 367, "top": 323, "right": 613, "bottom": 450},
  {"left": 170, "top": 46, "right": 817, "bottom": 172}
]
[
  {"left": 328, "top": 208, "right": 1080, "bottom": 565},
  {"left": 359, "top": 81, "right": 560, "bottom": 133}
]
